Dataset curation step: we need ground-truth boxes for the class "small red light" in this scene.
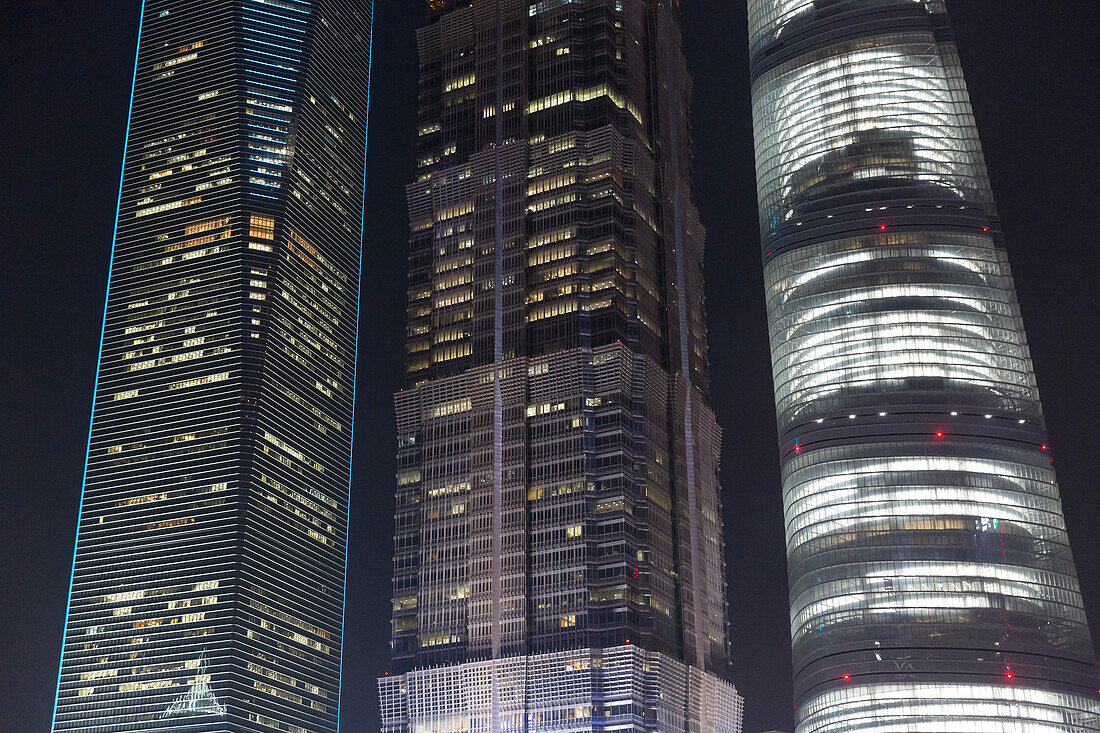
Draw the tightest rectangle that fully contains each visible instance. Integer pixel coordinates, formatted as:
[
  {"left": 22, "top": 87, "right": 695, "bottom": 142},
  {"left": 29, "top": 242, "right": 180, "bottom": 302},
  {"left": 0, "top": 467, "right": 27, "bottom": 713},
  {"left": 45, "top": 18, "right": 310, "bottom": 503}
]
[
  {"left": 1041, "top": 444, "right": 1048, "bottom": 450},
  {"left": 1005, "top": 671, "right": 1014, "bottom": 680},
  {"left": 983, "top": 226, "right": 990, "bottom": 231},
  {"left": 625, "top": 638, "right": 630, "bottom": 644},
  {"left": 879, "top": 224, "right": 887, "bottom": 231},
  {"left": 794, "top": 444, "right": 801, "bottom": 452},
  {"left": 842, "top": 674, "right": 850, "bottom": 681},
  {"left": 935, "top": 431, "right": 944, "bottom": 438}
]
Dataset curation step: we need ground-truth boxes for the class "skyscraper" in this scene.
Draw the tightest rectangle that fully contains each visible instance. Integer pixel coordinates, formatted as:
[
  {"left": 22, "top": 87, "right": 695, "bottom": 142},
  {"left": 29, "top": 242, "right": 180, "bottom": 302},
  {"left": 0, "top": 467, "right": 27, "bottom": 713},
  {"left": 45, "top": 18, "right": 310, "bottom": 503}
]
[
  {"left": 52, "top": 1, "right": 371, "bottom": 731},
  {"left": 747, "top": 1, "right": 1098, "bottom": 730},
  {"left": 378, "top": 0, "right": 742, "bottom": 730}
]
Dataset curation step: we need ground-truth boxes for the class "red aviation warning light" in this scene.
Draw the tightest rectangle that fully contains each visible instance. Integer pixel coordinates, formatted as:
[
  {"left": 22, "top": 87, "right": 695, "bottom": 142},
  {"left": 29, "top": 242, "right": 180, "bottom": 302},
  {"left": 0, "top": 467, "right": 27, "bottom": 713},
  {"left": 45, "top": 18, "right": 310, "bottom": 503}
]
[
  {"left": 879, "top": 224, "right": 887, "bottom": 231},
  {"left": 935, "top": 431, "right": 944, "bottom": 438},
  {"left": 842, "top": 674, "right": 851, "bottom": 681}
]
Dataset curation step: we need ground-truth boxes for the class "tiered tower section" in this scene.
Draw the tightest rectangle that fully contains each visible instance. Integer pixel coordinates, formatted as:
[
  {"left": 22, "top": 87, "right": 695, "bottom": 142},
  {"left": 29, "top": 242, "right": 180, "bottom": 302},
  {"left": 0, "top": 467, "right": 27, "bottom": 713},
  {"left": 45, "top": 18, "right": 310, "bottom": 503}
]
[
  {"left": 380, "top": 0, "right": 742, "bottom": 730},
  {"left": 747, "top": 1, "right": 1098, "bottom": 730}
]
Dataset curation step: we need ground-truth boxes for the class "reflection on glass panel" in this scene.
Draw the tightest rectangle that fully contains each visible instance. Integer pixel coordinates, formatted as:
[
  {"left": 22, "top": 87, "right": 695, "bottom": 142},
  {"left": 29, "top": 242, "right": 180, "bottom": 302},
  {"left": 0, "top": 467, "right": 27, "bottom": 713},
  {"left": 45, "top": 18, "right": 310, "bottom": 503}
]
[
  {"left": 749, "top": 0, "right": 933, "bottom": 53},
  {"left": 748, "top": 0, "right": 1097, "bottom": 729},
  {"left": 784, "top": 441, "right": 1089, "bottom": 654},
  {"left": 754, "top": 37, "right": 988, "bottom": 230},
  {"left": 765, "top": 233, "right": 1039, "bottom": 429},
  {"left": 800, "top": 684, "right": 1099, "bottom": 732}
]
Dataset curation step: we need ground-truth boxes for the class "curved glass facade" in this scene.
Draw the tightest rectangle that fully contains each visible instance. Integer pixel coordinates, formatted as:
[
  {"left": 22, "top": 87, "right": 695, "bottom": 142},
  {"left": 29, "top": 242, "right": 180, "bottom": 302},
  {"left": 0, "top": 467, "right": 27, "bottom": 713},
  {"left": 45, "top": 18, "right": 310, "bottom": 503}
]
[
  {"left": 766, "top": 233, "right": 1042, "bottom": 429},
  {"left": 748, "top": 0, "right": 1098, "bottom": 729}
]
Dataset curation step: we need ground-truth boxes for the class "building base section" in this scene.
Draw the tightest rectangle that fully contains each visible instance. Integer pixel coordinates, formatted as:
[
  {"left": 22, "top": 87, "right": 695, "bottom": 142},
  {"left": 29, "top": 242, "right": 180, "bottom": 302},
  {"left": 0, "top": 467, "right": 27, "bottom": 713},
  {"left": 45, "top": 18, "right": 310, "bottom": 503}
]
[
  {"left": 797, "top": 683, "right": 1100, "bottom": 733},
  {"left": 378, "top": 645, "right": 743, "bottom": 732}
]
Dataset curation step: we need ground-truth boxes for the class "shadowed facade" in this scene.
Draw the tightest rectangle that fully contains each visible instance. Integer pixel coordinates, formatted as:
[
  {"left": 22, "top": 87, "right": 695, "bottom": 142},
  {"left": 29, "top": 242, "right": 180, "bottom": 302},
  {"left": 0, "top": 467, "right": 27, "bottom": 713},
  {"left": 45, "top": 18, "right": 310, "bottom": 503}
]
[
  {"left": 52, "top": 1, "right": 372, "bottom": 730},
  {"left": 379, "top": 0, "right": 743, "bottom": 730}
]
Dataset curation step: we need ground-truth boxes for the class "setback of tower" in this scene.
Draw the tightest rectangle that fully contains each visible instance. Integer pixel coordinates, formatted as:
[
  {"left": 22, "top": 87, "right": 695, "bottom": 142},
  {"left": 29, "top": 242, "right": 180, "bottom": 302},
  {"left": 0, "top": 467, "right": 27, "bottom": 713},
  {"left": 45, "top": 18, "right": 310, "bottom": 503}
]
[{"left": 379, "top": 1, "right": 743, "bottom": 731}]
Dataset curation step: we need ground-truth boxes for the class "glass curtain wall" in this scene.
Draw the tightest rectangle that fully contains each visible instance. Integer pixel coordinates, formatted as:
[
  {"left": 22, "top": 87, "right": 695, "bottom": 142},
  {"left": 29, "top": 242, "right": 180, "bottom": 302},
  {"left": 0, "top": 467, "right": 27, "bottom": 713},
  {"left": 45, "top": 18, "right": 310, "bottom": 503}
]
[
  {"left": 747, "top": 1, "right": 1098, "bottom": 730},
  {"left": 52, "top": 1, "right": 371, "bottom": 731}
]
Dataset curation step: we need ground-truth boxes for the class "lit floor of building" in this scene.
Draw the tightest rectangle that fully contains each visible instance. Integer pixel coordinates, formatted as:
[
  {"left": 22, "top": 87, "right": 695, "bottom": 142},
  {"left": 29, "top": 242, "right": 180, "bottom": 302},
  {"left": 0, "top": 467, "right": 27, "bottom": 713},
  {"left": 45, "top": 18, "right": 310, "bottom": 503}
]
[{"left": 379, "top": 645, "right": 743, "bottom": 732}]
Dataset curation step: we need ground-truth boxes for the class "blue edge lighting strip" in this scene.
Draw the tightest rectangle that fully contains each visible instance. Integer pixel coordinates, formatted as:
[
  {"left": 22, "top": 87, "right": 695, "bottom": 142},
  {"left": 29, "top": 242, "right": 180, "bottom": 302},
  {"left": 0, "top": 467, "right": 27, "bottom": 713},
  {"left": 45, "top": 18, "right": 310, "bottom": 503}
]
[
  {"left": 337, "top": 5, "right": 374, "bottom": 732},
  {"left": 50, "top": 2, "right": 148, "bottom": 731}
]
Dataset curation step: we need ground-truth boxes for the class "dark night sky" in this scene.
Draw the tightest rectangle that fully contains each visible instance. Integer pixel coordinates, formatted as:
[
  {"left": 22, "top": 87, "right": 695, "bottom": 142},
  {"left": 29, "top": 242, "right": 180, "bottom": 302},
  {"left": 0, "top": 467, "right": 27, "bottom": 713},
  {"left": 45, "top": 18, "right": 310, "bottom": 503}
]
[{"left": 2, "top": 2, "right": 1098, "bottom": 731}]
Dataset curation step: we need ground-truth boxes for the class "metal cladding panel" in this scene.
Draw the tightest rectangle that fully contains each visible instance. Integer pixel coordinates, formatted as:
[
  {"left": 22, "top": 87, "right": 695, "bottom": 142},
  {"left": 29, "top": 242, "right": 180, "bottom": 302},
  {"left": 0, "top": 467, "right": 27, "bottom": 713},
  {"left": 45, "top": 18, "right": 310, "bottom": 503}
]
[
  {"left": 53, "top": 1, "right": 371, "bottom": 731},
  {"left": 378, "top": 645, "right": 743, "bottom": 732},
  {"left": 747, "top": 0, "right": 1098, "bottom": 730},
  {"left": 386, "top": 0, "right": 736, "bottom": 722}
]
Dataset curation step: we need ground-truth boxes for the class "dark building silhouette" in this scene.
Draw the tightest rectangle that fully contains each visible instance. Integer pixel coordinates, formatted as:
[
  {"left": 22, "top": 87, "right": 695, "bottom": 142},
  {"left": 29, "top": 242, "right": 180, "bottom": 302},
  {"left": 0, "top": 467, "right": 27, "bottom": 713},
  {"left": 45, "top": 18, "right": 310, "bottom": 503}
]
[
  {"left": 747, "top": 1, "right": 1098, "bottom": 730},
  {"left": 379, "top": 0, "right": 742, "bottom": 730},
  {"left": 52, "top": 1, "right": 372, "bottom": 731}
]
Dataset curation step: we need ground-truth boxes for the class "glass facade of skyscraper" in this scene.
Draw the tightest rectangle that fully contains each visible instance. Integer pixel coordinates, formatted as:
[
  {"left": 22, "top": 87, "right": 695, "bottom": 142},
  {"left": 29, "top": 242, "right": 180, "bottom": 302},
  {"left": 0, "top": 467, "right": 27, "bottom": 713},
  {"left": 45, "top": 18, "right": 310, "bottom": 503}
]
[
  {"left": 747, "top": 1, "right": 1098, "bottom": 730},
  {"left": 52, "top": 1, "right": 371, "bottom": 731},
  {"left": 378, "top": 0, "right": 742, "bottom": 730}
]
